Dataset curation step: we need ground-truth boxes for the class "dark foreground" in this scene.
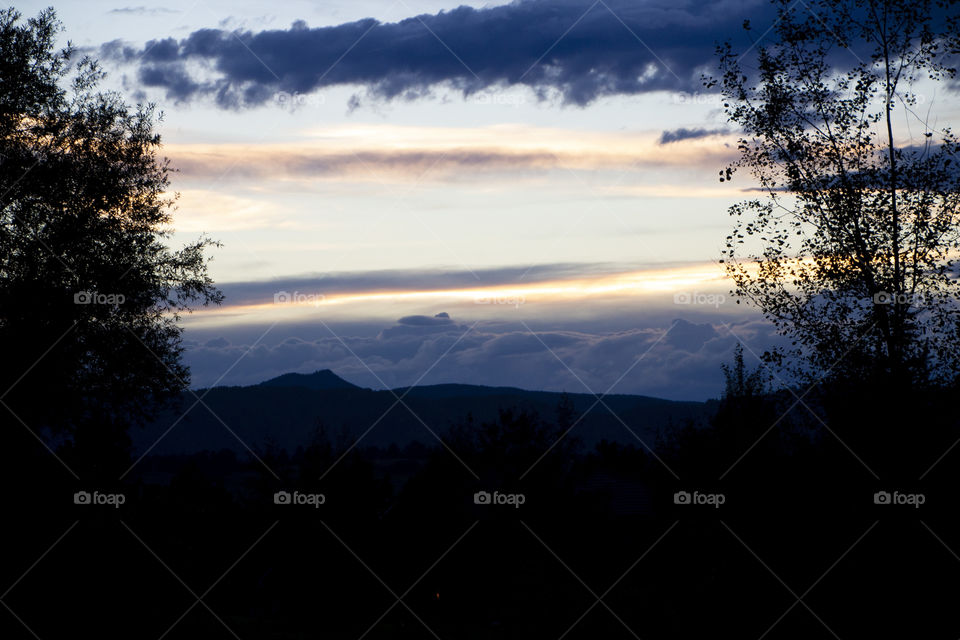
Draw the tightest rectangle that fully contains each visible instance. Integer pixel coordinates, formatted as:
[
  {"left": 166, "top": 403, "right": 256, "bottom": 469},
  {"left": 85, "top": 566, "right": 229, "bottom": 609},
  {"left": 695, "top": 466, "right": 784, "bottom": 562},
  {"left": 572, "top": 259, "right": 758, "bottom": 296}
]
[{"left": 2, "top": 380, "right": 959, "bottom": 639}]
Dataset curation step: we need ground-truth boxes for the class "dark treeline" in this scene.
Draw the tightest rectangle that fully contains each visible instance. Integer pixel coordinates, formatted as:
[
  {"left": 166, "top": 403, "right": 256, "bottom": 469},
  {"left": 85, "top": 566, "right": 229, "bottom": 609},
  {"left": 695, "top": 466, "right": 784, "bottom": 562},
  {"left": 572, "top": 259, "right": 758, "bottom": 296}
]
[{"left": 5, "top": 361, "right": 960, "bottom": 638}]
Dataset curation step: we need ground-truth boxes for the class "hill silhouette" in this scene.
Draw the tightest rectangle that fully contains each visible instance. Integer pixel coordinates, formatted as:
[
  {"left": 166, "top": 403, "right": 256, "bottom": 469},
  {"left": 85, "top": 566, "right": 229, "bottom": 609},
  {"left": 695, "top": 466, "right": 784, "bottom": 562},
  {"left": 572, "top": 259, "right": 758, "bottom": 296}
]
[
  {"left": 133, "top": 371, "right": 715, "bottom": 455},
  {"left": 259, "top": 368, "right": 361, "bottom": 390}
]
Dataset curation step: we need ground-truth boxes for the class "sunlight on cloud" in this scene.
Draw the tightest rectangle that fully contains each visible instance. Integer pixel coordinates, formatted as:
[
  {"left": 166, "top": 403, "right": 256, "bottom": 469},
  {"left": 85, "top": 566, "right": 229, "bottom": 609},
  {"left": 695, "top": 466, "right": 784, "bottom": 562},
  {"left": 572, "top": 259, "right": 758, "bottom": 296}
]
[
  {"left": 604, "top": 184, "right": 745, "bottom": 199},
  {"left": 169, "top": 189, "right": 298, "bottom": 232},
  {"left": 173, "top": 189, "right": 292, "bottom": 232},
  {"left": 182, "top": 261, "right": 732, "bottom": 329}
]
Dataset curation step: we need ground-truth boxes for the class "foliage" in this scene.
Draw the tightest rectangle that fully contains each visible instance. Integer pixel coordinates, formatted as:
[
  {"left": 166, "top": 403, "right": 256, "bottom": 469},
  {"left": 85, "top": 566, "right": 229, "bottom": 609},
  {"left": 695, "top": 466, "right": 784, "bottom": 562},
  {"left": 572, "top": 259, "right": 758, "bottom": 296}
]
[
  {"left": 708, "top": 0, "right": 960, "bottom": 386},
  {"left": 0, "top": 8, "right": 221, "bottom": 472}
]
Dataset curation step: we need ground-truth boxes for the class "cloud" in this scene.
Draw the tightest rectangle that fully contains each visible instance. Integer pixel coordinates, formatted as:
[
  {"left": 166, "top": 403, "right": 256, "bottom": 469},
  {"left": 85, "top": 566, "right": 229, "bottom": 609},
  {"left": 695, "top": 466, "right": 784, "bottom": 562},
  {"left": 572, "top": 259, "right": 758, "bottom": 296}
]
[
  {"left": 169, "top": 189, "right": 298, "bottom": 231},
  {"left": 663, "top": 318, "right": 719, "bottom": 351},
  {"left": 162, "top": 127, "right": 739, "bottom": 184},
  {"left": 108, "top": 6, "right": 178, "bottom": 15},
  {"left": 398, "top": 312, "right": 454, "bottom": 326},
  {"left": 181, "top": 312, "right": 783, "bottom": 401},
  {"left": 658, "top": 127, "right": 729, "bottom": 144},
  {"left": 381, "top": 312, "right": 460, "bottom": 338},
  {"left": 212, "top": 261, "right": 700, "bottom": 307},
  {"left": 171, "top": 147, "right": 574, "bottom": 181},
  {"left": 101, "top": 0, "right": 774, "bottom": 108},
  {"left": 167, "top": 146, "right": 733, "bottom": 183}
]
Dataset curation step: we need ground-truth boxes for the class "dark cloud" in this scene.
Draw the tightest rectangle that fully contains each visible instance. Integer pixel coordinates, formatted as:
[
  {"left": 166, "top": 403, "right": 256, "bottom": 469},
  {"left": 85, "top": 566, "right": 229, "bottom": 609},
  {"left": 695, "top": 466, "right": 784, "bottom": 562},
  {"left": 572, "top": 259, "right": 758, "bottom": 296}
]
[
  {"left": 658, "top": 127, "right": 729, "bottom": 144},
  {"left": 101, "top": 0, "right": 773, "bottom": 108},
  {"left": 382, "top": 313, "right": 461, "bottom": 338},
  {"left": 181, "top": 313, "right": 783, "bottom": 401},
  {"left": 397, "top": 312, "right": 453, "bottom": 326}
]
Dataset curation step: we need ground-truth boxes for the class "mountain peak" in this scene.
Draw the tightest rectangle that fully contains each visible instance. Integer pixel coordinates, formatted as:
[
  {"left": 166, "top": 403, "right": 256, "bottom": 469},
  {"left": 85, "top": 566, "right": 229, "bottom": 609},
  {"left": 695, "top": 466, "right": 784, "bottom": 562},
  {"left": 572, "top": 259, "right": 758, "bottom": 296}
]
[{"left": 259, "top": 369, "right": 360, "bottom": 390}]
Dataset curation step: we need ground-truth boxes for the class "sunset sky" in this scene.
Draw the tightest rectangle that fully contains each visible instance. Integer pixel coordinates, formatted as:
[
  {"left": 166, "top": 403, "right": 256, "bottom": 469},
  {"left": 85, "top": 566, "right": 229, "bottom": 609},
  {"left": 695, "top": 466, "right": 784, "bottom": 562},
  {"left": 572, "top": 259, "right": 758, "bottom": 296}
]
[{"left": 26, "top": 0, "right": 953, "bottom": 398}]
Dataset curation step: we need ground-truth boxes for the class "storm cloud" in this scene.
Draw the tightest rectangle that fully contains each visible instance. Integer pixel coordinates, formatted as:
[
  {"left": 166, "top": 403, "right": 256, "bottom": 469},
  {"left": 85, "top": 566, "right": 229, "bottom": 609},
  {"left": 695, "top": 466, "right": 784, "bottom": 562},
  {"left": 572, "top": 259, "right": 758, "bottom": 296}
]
[{"left": 101, "top": 0, "right": 774, "bottom": 108}]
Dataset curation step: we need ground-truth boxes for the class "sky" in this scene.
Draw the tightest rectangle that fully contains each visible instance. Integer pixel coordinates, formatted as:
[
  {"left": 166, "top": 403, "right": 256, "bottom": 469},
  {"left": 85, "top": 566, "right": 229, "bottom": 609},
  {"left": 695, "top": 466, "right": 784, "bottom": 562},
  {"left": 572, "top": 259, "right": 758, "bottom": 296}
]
[{"left": 24, "top": 0, "right": 956, "bottom": 399}]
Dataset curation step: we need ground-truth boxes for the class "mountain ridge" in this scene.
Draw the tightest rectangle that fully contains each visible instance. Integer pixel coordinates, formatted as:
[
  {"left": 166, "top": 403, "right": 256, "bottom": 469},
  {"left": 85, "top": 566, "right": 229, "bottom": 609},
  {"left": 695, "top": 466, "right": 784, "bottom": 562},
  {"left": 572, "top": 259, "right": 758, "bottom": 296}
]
[
  {"left": 135, "top": 370, "right": 717, "bottom": 456},
  {"left": 259, "top": 369, "right": 361, "bottom": 391},
  {"left": 256, "top": 369, "right": 684, "bottom": 402}
]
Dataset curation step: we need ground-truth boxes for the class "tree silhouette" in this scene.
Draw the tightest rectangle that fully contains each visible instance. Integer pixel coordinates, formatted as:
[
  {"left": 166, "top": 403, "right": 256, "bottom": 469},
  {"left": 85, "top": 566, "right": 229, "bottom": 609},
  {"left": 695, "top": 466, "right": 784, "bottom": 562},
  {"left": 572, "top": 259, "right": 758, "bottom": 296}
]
[
  {"left": 708, "top": 0, "right": 960, "bottom": 387},
  {"left": 0, "top": 8, "right": 221, "bottom": 478},
  {"left": 720, "top": 343, "right": 767, "bottom": 399}
]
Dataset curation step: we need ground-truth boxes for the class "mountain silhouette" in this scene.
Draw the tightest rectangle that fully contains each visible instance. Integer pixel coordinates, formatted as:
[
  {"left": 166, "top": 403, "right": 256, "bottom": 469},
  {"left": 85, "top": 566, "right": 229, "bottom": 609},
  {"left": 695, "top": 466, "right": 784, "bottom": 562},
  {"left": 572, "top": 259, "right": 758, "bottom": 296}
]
[
  {"left": 259, "top": 369, "right": 361, "bottom": 390},
  {"left": 133, "top": 371, "right": 716, "bottom": 455}
]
